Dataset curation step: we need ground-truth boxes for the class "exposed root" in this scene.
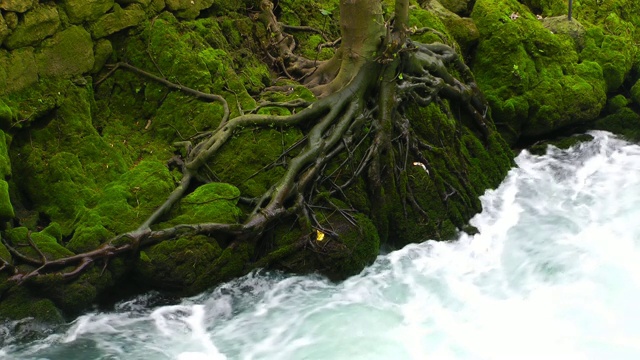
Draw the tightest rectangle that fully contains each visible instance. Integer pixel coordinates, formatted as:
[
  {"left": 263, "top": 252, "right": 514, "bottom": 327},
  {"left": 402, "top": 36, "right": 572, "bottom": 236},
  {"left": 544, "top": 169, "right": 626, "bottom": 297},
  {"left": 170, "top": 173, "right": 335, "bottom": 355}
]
[{"left": 1, "top": 1, "right": 494, "bottom": 288}]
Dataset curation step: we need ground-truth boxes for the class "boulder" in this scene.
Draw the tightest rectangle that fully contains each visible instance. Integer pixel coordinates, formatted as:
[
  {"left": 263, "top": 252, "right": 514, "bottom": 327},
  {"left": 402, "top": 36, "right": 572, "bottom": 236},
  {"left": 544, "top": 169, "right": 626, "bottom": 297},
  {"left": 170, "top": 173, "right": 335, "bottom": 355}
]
[
  {"left": 0, "top": 48, "right": 38, "bottom": 94},
  {"left": 0, "top": 0, "right": 34, "bottom": 13},
  {"left": 35, "top": 26, "right": 95, "bottom": 78},
  {"left": 3, "top": 12, "right": 18, "bottom": 30},
  {"left": 165, "top": 0, "right": 214, "bottom": 19},
  {"left": 4, "top": 4, "right": 60, "bottom": 49},
  {"left": 89, "top": 3, "right": 146, "bottom": 39},
  {"left": 59, "top": 0, "right": 114, "bottom": 24},
  {"left": 0, "top": 14, "right": 9, "bottom": 45}
]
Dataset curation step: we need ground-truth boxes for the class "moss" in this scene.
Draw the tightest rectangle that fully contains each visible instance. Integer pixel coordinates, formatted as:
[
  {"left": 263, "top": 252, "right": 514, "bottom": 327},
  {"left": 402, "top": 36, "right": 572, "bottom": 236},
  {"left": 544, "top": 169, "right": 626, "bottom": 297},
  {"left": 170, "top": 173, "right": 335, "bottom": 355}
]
[
  {"left": 162, "top": 182, "right": 242, "bottom": 227},
  {"left": 0, "top": 48, "right": 39, "bottom": 95},
  {"left": 528, "top": 133, "right": 594, "bottom": 155},
  {"left": 4, "top": 226, "right": 74, "bottom": 260},
  {"left": 595, "top": 107, "right": 640, "bottom": 142},
  {"left": 35, "top": 266, "right": 114, "bottom": 315},
  {"left": 0, "top": 180, "right": 14, "bottom": 219},
  {"left": 331, "top": 213, "right": 380, "bottom": 277},
  {"left": 89, "top": 3, "right": 147, "bottom": 39},
  {"left": 607, "top": 94, "right": 629, "bottom": 113},
  {"left": 92, "top": 39, "right": 113, "bottom": 73},
  {"left": 209, "top": 126, "right": 303, "bottom": 197},
  {"left": 471, "top": 0, "right": 607, "bottom": 142},
  {"left": 134, "top": 235, "right": 223, "bottom": 292},
  {"left": 35, "top": 25, "right": 95, "bottom": 78},
  {"left": 409, "top": 4, "right": 457, "bottom": 46},
  {"left": 630, "top": 79, "right": 640, "bottom": 104},
  {"left": 0, "top": 241, "right": 10, "bottom": 261},
  {"left": 0, "top": 287, "right": 64, "bottom": 323},
  {"left": 4, "top": 4, "right": 60, "bottom": 50},
  {"left": 0, "top": 99, "right": 14, "bottom": 126},
  {"left": 422, "top": 0, "right": 479, "bottom": 52},
  {"left": 60, "top": 0, "right": 114, "bottom": 24}
]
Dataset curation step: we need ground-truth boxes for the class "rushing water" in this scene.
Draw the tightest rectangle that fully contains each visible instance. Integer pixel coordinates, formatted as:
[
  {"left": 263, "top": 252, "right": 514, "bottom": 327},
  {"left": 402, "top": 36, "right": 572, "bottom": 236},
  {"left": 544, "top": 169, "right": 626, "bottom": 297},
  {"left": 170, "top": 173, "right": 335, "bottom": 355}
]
[{"left": 3, "top": 131, "right": 640, "bottom": 360}]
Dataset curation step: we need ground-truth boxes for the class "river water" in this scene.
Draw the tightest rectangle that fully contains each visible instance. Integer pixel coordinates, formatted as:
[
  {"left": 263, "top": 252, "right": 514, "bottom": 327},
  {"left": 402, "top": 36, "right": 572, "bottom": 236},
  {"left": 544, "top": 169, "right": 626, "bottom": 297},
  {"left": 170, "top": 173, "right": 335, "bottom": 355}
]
[{"left": 2, "top": 131, "right": 640, "bottom": 360}]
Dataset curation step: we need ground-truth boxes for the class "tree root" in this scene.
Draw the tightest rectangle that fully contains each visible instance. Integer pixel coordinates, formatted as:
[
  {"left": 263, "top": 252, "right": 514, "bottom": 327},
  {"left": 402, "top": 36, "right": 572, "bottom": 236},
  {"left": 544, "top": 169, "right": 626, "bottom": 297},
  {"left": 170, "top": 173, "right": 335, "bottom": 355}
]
[{"left": 0, "top": 1, "right": 495, "bottom": 290}]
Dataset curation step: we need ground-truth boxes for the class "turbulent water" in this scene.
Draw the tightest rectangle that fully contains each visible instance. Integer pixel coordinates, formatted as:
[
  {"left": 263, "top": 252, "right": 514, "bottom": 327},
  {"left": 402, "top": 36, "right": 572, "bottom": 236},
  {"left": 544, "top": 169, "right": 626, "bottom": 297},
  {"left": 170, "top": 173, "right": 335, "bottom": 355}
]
[{"left": 3, "top": 131, "right": 640, "bottom": 360}]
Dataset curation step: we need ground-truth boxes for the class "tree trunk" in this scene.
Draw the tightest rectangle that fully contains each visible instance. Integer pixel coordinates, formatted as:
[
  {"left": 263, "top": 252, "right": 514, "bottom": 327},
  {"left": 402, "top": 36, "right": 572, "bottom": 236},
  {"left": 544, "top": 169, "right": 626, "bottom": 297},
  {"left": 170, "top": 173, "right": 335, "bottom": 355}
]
[{"left": 306, "top": 0, "right": 386, "bottom": 95}]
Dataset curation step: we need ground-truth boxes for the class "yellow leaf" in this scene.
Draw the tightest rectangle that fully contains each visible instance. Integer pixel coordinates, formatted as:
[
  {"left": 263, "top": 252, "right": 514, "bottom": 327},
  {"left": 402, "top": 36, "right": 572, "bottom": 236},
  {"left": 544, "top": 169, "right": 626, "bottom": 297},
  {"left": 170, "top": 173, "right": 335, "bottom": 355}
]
[{"left": 316, "top": 230, "right": 325, "bottom": 242}]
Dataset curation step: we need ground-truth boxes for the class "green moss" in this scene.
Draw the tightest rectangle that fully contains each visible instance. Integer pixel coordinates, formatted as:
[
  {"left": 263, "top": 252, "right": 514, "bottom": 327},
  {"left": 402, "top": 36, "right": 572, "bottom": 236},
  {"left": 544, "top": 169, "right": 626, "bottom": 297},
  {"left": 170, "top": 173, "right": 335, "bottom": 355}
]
[
  {"left": 35, "top": 25, "right": 94, "bottom": 78},
  {"left": 595, "top": 107, "right": 640, "bottom": 142},
  {"left": 0, "top": 48, "right": 39, "bottom": 95},
  {"left": 4, "top": 4, "right": 60, "bottom": 50},
  {"left": 89, "top": 3, "right": 146, "bottom": 39},
  {"left": 528, "top": 133, "right": 594, "bottom": 155},
  {"left": 162, "top": 182, "right": 242, "bottom": 227},
  {"left": 607, "top": 94, "right": 629, "bottom": 113},
  {"left": 0, "top": 241, "right": 10, "bottom": 262},
  {"left": 210, "top": 127, "right": 303, "bottom": 197},
  {"left": 0, "top": 99, "right": 14, "bottom": 126},
  {"left": 60, "top": 0, "right": 114, "bottom": 24},
  {"left": 631, "top": 79, "right": 640, "bottom": 104},
  {"left": 4, "top": 226, "right": 74, "bottom": 260},
  {"left": 135, "top": 235, "right": 223, "bottom": 292},
  {"left": 0, "top": 287, "right": 64, "bottom": 323},
  {"left": 471, "top": 0, "right": 607, "bottom": 142}
]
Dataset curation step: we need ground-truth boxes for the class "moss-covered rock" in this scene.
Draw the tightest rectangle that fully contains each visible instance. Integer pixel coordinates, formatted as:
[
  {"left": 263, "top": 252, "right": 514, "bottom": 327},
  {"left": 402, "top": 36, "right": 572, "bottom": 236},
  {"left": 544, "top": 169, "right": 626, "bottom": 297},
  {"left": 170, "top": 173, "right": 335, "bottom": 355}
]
[
  {"left": 134, "top": 235, "right": 223, "bottom": 292},
  {"left": 92, "top": 39, "right": 113, "bottom": 73},
  {"left": 0, "top": 48, "right": 38, "bottom": 94},
  {"left": 422, "top": 0, "right": 479, "bottom": 52},
  {"left": 0, "top": 99, "right": 12, "bottom": 126},
  {"left": 0, "top": 14, "right": 10, "bottom": 45},
  {"left": 165, "top": 0, "right": 214, "bottom": 19},
  {"left": 60, "top": 0, "right": 114, "bottom": 24},
  {"left": 89, "top": 3, "right": 146, "bottom": 39},
  {"left": 0, "top": 287, "right": 64, "bottom": 323},
  {"left": 4, "top": 225, "right": 74, "bottom": 260},
  {"left": 607, "top": 94, "right": 629, "bottom": 113},
  {"left": 262, "top": 208, "right": 380, "bottom": 280},
  {"left": 0, "top": 0, "right": 34, "bottom": 13},
  {"left": 162, "top": 182, "right": 242, "bottom": 227},
  {"left": 595, "top": 107, "right": 640, "bottom": 142},
  {"left": 528, "top": 133, "right": 594, "bottom": 155},
  {"left": 437, "top": 0, "right": 472, "bottom": 15},
  {"left": 471, "top": 0, "right": 606, "bottom": 143},
  {"left": 631, "top": 79, "right": 640, "bottom": 104},
  {"left": 35, "top": 26, "right": 95, "bottom": 78},
  {"left": 3, "top": 12, "right": 18, "bottom": 30},
  {"left": 4, "top": 4, "right": 60, "bottom": 50}
]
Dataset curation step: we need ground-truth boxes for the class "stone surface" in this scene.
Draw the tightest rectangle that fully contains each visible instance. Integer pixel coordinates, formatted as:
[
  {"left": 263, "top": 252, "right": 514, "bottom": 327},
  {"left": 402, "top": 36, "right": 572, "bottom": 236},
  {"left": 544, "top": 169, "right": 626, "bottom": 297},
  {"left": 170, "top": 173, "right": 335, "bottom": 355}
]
[
  {"left": 0, "top": 0, "right": 34, "bottom": 13},
  {"left": 631, "top": 79, "right": 640, "bottom": 104},
  {"left": 92, "top": 39, "right": 113, "bottom": 73},
  {"left": 165, "top": 0, "right": 214, "bottom": 19},
  {"left": 4, "top": 4, "right": 60, "bottom": 49},
  {"left": 0, "top": 14, "right": 9, "bottom": 45},
  {"left": 89, "top": 4, "right": 146, "bottom": 39},
  {"left": 3, "top": 12, "right": 18, "bottom": 30},
  {"left": 0, "top": 48, "right": 37, "bottom": 94},
  {"left": 60, "top": 0, "right": 114, "bottom": 24},
  {"left": 35, "top": 26, "right": 94, "bottom": 78},
  {"left": 115, "top": 0, "right": 152, "bottom": 6},
  {"left": 438, "top": 0, "right": 471, "bottom": 15},
  {"left": 542, "top": 16, "right": 587, "bottom": 50}
]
